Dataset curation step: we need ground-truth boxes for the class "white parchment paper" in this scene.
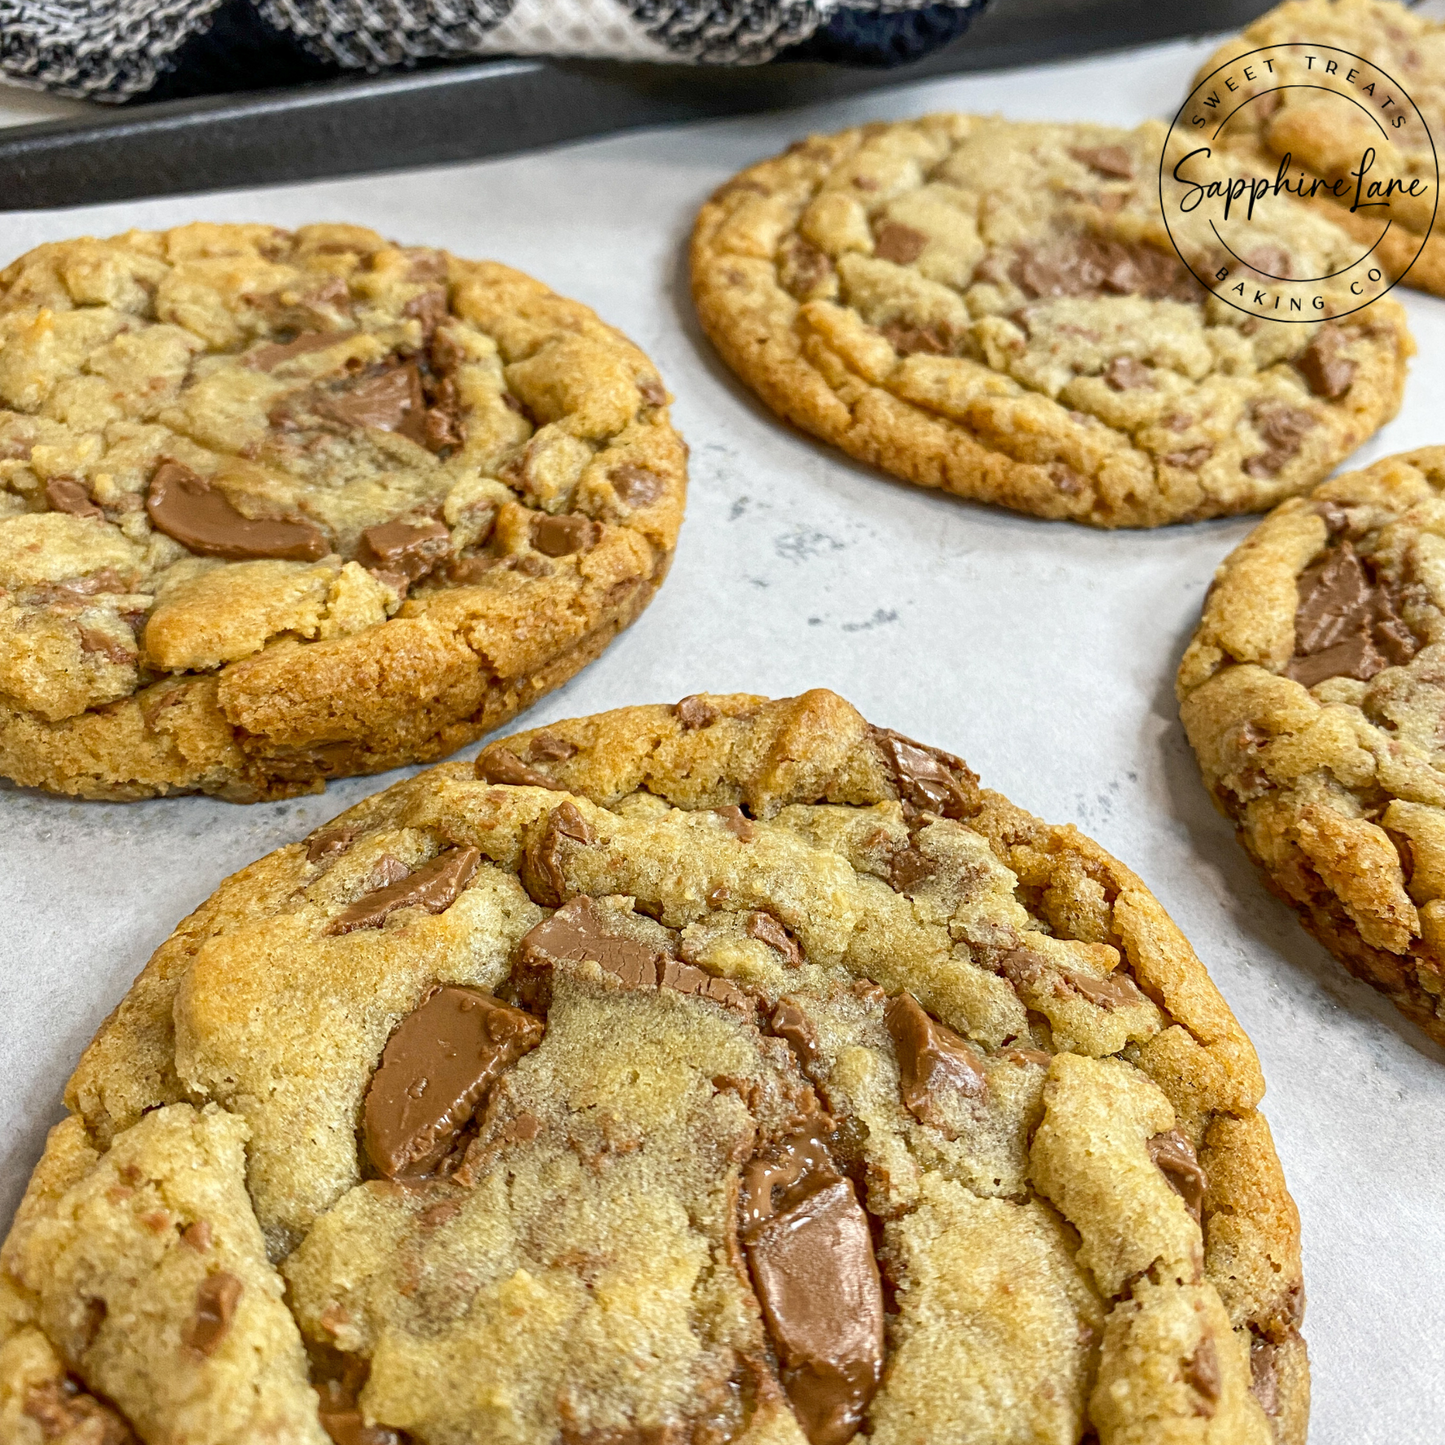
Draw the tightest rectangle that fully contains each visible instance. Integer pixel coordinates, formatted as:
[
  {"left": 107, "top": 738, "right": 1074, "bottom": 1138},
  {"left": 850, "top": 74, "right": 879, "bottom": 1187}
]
[{"left": 3, "top": 36, "right": 1443, "bottom": 1442}]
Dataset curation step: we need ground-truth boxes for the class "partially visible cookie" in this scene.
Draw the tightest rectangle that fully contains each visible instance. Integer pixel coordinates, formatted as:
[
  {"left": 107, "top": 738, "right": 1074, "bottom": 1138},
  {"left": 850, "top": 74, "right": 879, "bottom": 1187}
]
[
  {"left": 691, "top": 113, "right": 1412, "bottom": 527},
  {"left": 2, "top": 690, "right": 1305, "bottom": 1443},
  {"left": 0, "top": 224, "right": 684, "bottom": 800},
  {"left": 1193, "top": 0, "right": 1445, "bottom": 297},
  {"left": 1179, "top": 448, "right": 1445, "bottom": 1044}
]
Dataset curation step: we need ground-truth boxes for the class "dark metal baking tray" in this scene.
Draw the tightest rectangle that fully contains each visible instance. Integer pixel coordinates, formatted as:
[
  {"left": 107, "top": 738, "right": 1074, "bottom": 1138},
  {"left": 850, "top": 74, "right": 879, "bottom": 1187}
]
[{"left": 0, "top": 0, "right": 1276, "bottom": 209}]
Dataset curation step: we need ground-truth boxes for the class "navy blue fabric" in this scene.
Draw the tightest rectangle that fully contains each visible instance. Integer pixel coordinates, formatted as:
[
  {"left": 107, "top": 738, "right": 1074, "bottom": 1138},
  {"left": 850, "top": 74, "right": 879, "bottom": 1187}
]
[{"left": 779, "top": 2, "right": 984, "bottom": 68}]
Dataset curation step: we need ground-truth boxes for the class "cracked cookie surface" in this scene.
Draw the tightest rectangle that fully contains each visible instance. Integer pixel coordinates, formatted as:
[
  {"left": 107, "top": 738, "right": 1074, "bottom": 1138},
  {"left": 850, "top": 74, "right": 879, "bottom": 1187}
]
[
  {"left": 690, "top": 113, "right": 1411, "bottom": 527},
  {"left": 0, "top": 223, "right": 684, "bottom": 801},
  {"left": 1194, "top": 0, "right": 1445, "bottom": 298},
  {"left": 1179, "top": 446, "right": 1445, "bottom": 1046},
  {"left": 2, "top": 689, "right": 1305, "bottom": 1444}
]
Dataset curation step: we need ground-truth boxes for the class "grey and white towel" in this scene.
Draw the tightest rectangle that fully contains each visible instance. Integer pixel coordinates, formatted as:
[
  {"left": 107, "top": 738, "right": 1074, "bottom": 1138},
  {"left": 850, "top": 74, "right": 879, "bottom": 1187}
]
[{"left": 0, "top": 0, "right": 991, "bottom": 102}]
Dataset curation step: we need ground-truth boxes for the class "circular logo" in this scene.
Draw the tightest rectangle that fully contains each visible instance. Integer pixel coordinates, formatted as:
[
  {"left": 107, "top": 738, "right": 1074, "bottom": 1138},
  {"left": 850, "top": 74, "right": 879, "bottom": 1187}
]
[{"left": 1160, "top": 43, "right": 1437, "bottom": 321}]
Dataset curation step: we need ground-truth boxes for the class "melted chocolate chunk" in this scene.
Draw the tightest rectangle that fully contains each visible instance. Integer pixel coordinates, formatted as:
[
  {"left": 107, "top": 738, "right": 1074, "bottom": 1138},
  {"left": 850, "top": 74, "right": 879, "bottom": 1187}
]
[
  {"left": 45, "top": 476, "right": 101, "bottom": 518},
  {"left": 780, "top": 239, "right": 835, "bottom": 300},
  {"left": 325, "top": 846, "right": 480, "bottom": 935},
  {"left": 1069, "top": 143, "right": 1135, "bottom": 179},
  {"left": 884, "top": 992, "right": 986, "bottom": 1135},
  {"left": 475, "top": 746, "right": 569, "bottom": 789},
  {"left": 317, "top": 361, "right": 427, "bottom": 442},
  {"left": 873, "top": 223, "right": 928, "bottom": 265},
  {"left": 532, "top": 513, "right": 601, "bottom": 557},
  {"left": 1296, "top": 327, "right": 1356, "bottom": 399},
  {"left": 146, "top": 461, "right": 328, "bottom": 561},
  {"left": 246, "top": 330, "right": 359, "bottom": 372},
  {"left": 888, "top": 845, "right": 935, "bottom": 895},
  {"left": 528, "top": 732, "right": 578, "bottom": 762},
  {"left": 770, "top": 998, "right": 821, "bottom": 1070},
  {"left": 1162, "top": 447, "right": 1212, "bottom": 470},
  {"left": 307, "top": 822, "right": 363, "bottom": 865},
  {"left": 740, "top": 1116, "right": 838, "bottom": 1237},
  {"left": 998, "top": 947, "right": 1144, "bottom": 1011},
  {"left": 1011, "top": 237, "right": 1199, "bottom": 302},
  {"left": 1147, "top": 1129, "right": 1208, "bottom": 1223},
  {"left": 609, "top": 464, "right": 666, "bottom": 508},
  {"left": 521, "top": 800, "right": 596, "bottom": 907},
  {"left": 363, "top": 986, "right": 544, "bottom": 1178},
  {"left": 716, "top": 805, "right": 755, "bottom": 841},
  {"left": 747, "top": 911, "right": 802, "bottom": 966},
  {"left": 1286, "top": 542, "right": 1420, "bottom": 687},
  {"left": 184, "top": 1271, "right": 243, "bottom": 1356},
  {"left": 1243, "top": 403, "right": 1315, "bottom": 479},
  {"left": 1185, "top": 1335, "right": 1221, "bottom": 1415},
  {"left": 1103, "top": 357, "right": 1153, "bottom": 391},
  {"left": 356, "top": 517, "right": 451, "bottom": 591},
  {"left": 676, "top": 695, "right": 719, "bottom": 729},
  {"left": 23, "top": 1379, "right": 137, "bottom": 1444},
  {"left": 1250, "top": 1337, "right": 1283, "bottom": 1417},
  {"left": 519, "top": 897, "right": 750, "bottom": 1010},
  {"left": 880, "top": 321, "right": 956, "bottom": 356},
  {"left": 871, "top": 727, "right": 979, "bottom": 819},
  {"left": 745, "top": 1177, "right": 884, "bottom": 1445}
]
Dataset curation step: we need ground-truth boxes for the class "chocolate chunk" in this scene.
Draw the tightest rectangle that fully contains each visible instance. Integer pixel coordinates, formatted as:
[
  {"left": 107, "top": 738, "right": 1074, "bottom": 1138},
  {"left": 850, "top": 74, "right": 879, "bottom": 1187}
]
[
  {"left": 885, "top": 992, "right": 987, "bottom": 1134},
  {"left": 184, "top": 1272, "right": 243, "bottom": 1356},
  {"left": 1250, "top": 1338, "right": 1282, "bottom": 1417},
  {"left": 45, "top": 476, "right": 101, "bottom": 518},
  {"left": 1296, "top": 327, "right": 1356, "bottom": 399},
  {"left": 1184, "top": 1335, "right": 1221, "bottom": 1414},
  {"left": 880, "top": 321, "right": 955, "bottom": 356},
  {"left": 519, "top": 896, "right": 749, "bottom": 1010},
  {"left": 740, "top": 1116, "right": 838, "bottom": 1237},
  {"left": 357, "top": 517, "right": 451, "bottom": 588},
  {"left": 317, "top": 1380, "right": 401, "bottom": 1445},
  {"left": 475, "top": 745, "right": 569, "bottom": 789},
  {"left": 770, "top": 998, "right": 821, "bottom": 1070},
  {"left": 1058, "top": 965, "right": 1144, "bottom": 1010},
  {"left": 1011, "top": 237, "right": 1199, "bottom": 303},
  {"left": 888, "top": 845, "right": 935, "bottom": 895},
  {"left": 716, "top": 805, "right": 755, "bottom": 841},
  {"left": 1162, "top": 447, "right": 1212, "bottom": 470},
  {"left": 873, "top": 223, "right": 928, "bottom": 265},
  {"left": 747, "top": 911, "right": 802, "bottom": 966},
  {"left": 1147, "top": 1129, "right": 1208, "bottom": 1222},
  {"left": 246, "top": 330, "right": 359, "bottom": 371},
  {"left": 1286, "top": 542, "right": 1420, "bottom": 686},
  {"left": 532, "top": 513, "right": 601, "bottom": 557},
  {"left": 1243, "top": 403, "right": 1315, "bottom": 478},
  {"left": 307, "top": 822, "right": 362, "bottom": 865},
  {"left": 745, "top": 1177, "right": 884, "bottom": 1445},
  {"left": 146, "top": 461, "right": 328, "bottom": 562},
  {"left": 23, "top": 1379, "right": 137, "bottom": 1444},
  {"left": 363, "top": 986, "right": 544, "bottom": 1178},
  {"left": 403, "top": 288, "right": 448, "bottom": 338},
  {"left": 871, "top": 726, "right": 978, "bottom": 819},
  {"left": 521, "top": 800, "right": 596, "bottom": 907},
  {"left": 527, "top": 732, "right": 578, "bottom": 761},
  {"left": 1069, "top": 143, "right": 1135, "bottom": 179},
  {"left": 325, "top": 846, "right": 480, "bottom": 934},
  {"left": 1103, "top": 357, "right": 1153, "bottom": 391},
  {"left": 676, "top": 695, "right": 719, "bottom": 729},
  {"left": 317, "top": 361, "right": 427, "bottom": 441},
  {"left": 609, "top": 464, "right": 665, "bottom": 508},
  {"left": 780, "top": 239, "right": 835, "bottom": 300},
  {"left": 78, "top": 626, "right": 133, "bottom": 666},
  {"left": 181, "top": 1220, "right": 212, "bottom": 1252}
]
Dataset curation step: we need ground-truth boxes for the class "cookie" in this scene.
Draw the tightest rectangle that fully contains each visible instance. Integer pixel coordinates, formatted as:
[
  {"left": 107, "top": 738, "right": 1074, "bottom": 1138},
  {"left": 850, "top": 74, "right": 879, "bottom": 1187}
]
[
  {"left": 1178, "top": 448, "right": 1445, "bottom": 1046},
  {"left": 0, "top": 223, "right": 684, "bottom": 801},
  {"left": 2, "top": 689, "right": 1306, "bottom": 1444},
  {"left": 1193, "top": 0, "right": 1445, "bottom": 298},
  {"left": 690, "top": 113, "right": 1412, "bottom": 528}
]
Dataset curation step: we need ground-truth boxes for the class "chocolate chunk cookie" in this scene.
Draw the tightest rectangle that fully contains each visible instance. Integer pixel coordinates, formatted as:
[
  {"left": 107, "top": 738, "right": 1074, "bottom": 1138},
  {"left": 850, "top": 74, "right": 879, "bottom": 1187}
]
[
  {"left": 1179, "top": 448, "right": 1445, "bottom": 1046},
  {"left": 0, "top": 224, "right": 684, "bottom": 800},
  {"left": 1194, "top": 0, "right": 1445, "bottom": 297},
  {"left": 690, "top": 114, "right": 1411, "bottom": 526},
  {"left": 2, "top": 690, "right": 1306, "bottom": 1443}
]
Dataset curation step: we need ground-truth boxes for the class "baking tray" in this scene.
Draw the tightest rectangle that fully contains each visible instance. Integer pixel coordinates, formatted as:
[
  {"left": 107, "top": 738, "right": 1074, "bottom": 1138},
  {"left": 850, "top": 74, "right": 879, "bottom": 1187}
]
[{"left": 0, "top": 0, "right": 1277, "bottom": 208}]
